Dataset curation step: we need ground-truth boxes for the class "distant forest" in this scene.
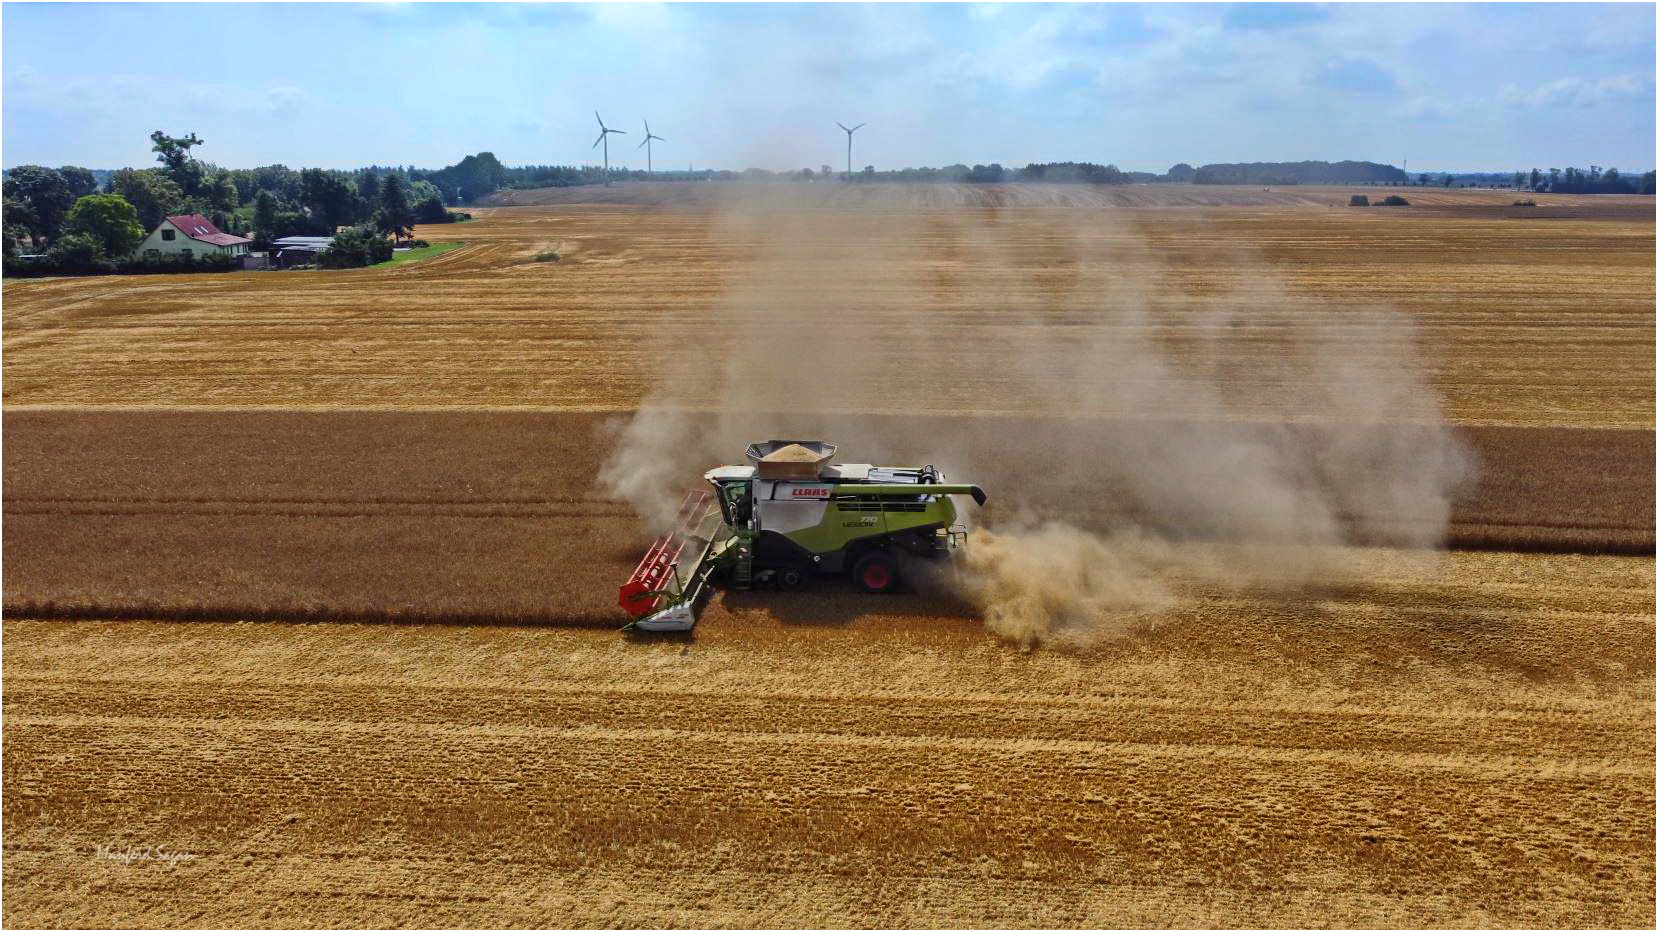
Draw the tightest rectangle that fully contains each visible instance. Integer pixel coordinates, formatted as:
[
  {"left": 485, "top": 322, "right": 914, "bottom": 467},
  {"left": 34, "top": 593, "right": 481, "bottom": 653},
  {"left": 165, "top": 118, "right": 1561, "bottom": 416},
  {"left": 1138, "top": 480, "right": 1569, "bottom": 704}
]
[
  {"left": 1188, "top": 160, "right": 1407, "bottom": 185},
  {"left": 488, "top": 158, "right": 1407, "bottom": 188},
  {"left": 65, "top": 156, "right": 1655, "bottom": 197},
  {"left": 398, "top": 155, "right": 1658, "bottom": 196}
]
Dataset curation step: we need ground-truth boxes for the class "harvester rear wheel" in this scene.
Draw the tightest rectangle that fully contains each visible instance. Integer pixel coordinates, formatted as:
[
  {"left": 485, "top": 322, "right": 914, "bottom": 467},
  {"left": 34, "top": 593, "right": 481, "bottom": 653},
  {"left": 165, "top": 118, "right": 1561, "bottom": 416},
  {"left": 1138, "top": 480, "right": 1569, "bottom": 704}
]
[{"left": 852, "top": 552, "right": 898, "bottom": 594}]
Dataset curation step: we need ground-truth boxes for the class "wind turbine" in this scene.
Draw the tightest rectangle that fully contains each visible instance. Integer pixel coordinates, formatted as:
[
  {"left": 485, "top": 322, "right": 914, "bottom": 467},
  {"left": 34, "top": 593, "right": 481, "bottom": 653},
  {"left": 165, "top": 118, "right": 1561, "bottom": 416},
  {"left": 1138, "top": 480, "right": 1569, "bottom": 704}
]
[
  {"left": 592, "top": 111, "right": 626, "bottom": 186},
  {"left": 637, "top": 119, "right": 665, "bottom": 175},
  {"left": 837, "top": 121, "right": 865, "bottom": 180}
]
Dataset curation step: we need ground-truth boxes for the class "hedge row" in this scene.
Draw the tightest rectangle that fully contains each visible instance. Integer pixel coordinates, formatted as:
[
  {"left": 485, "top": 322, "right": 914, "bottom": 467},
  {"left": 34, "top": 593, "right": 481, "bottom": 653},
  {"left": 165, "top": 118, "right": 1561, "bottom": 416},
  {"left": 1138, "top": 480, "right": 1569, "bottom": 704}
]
[{"left": 3, "top": 251, "right": 240, "bottom": 278}]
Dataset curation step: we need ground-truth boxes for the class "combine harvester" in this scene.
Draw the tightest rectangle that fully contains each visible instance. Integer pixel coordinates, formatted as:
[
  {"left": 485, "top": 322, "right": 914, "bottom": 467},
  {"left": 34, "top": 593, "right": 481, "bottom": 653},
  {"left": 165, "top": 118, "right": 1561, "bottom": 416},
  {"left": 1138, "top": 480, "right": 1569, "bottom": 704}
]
[{"left": 618, "top": 440, "right": 987, "bottom": 631}]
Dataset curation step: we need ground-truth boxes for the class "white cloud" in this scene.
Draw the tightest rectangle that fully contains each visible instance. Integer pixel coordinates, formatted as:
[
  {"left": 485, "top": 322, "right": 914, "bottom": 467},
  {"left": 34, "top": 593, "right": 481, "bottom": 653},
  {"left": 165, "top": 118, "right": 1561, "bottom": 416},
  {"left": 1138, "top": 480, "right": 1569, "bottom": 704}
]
[
  {"left": 181, "top": 83, "right": 310, "bottom": 117},
  {"left": 265, "top": 85, "right": 306, "bottom": 116},
  {"left": 1317, "top": 56, "right": 1400, "bottom": 96},
  {"left": 1501, "top": 73, "right": 1653, "bottom": 109},
  {"left": 1395, "top": 97, "right": 1465, "bottom": 125}
]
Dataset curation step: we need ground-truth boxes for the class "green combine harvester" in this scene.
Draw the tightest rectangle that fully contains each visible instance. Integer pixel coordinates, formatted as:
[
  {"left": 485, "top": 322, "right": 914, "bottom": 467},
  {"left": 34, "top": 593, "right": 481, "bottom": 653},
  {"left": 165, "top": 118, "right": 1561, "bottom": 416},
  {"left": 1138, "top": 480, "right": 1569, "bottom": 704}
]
[{"left": 618, "top": 440, "right": 987, "bottom": 631}]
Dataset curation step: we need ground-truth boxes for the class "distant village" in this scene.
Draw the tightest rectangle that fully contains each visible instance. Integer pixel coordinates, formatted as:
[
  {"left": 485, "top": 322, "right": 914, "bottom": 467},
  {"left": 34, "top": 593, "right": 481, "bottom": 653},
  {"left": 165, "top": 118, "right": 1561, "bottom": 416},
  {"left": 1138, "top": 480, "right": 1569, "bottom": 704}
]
[{"left": 3, "top": 131, "right": 473, "bottom": 277}]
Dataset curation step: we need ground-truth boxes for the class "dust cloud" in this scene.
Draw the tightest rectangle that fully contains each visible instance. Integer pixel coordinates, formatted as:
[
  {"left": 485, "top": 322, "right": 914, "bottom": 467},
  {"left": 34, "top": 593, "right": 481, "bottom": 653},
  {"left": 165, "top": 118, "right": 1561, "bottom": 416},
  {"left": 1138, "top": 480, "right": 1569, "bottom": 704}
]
[{"left": 599, "top": 184, "right": 1475, "bottom": 646}]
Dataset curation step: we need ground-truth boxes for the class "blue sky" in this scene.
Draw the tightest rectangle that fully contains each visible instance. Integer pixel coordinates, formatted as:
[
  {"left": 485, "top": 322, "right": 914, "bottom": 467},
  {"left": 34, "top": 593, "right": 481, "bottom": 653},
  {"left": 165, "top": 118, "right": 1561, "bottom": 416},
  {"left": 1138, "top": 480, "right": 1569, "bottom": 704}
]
[{"left": 4, "top": 2, "right": 1653, "bottom": 172}]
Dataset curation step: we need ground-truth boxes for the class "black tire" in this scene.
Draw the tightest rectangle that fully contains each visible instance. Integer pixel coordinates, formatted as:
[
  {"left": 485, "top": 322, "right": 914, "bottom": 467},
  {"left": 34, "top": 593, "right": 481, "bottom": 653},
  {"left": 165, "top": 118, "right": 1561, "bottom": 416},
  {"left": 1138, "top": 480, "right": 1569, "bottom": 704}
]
[
  {"left": 851, "top": 551, "right": 899, "bottom": 594},
  {"left": 779, "top": 567, "right": 805, "bottom": 589}
]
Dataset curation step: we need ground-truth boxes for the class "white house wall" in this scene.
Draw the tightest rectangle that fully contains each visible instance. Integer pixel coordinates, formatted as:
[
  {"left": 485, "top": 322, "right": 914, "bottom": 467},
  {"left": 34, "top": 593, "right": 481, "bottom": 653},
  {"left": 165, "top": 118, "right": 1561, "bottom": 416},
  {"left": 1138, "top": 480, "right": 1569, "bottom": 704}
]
[{"left": 134, "top": 220, "right": 248, "bottom": 259}]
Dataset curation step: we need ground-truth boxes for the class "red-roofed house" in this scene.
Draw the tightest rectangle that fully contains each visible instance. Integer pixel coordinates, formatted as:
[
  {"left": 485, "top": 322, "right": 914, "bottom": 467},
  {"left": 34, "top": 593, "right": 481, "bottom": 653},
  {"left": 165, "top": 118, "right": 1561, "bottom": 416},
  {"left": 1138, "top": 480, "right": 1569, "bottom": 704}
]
[{"left": 134, "top": 214, "right": 253, "bottom": 259}]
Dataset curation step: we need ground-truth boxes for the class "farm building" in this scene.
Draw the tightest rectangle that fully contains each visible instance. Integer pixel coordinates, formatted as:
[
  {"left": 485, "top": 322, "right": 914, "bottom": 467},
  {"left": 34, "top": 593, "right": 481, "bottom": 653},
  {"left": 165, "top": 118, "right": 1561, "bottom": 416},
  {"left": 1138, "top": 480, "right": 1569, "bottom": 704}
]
[
  {"left": 135, "top": 214, "right": 252, "bottom": 259},
  {"left": 270, "top": 235, "right": 337, "bottom": 268}
]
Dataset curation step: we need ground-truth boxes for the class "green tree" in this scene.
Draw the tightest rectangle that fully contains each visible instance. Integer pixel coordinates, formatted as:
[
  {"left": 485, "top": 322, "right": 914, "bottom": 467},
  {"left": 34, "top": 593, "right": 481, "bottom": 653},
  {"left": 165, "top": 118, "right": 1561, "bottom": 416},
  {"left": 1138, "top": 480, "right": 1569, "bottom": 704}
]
[
  {"left": 58, "top": 166, "right": 99, "bottom": 199},
  {"left": 109, "top": 168, "right": 184, "bottom": 231},
  {"left": 252, "top": 190, "right": 279, "bottom": 243},
  {"left": 246, "top": 164, "right": 302, "bottom": 202},
  {"left": 318, "top": 224, "right": 393, "bottom": 268},
  {"left": 407, "top": 179, "right": 442, "bottom": 205},
  {"left": 44, "top": 231, "right": 108, "bottom": 272},
  {"left": 150, "top": 130, "right": 206, "bottom": 195},
  {"left": 357, "top": 171, "right": 380, "bottom": 218},
  {"left": 425, "top": 152, "right": 505, "bottom": 202},
  {"left": 2, "top": 165, "right": 76, "bottom": 246},
  {"left": 376, "top": 173, "right": 414, "bottom": 238},
  {"left": 271, "top": 208, "right": 318, "bottom": 239},
  {"left": 62, "top": 193, "right": 146, "bottom": 257},
  {"left": 1528, "top": 168, "right": 1541, "bottom": 191},
  {"left": 210, "top": 173, "right": 240, "bottom": 212},
  {"left": 4, "top": 195, "right": 38, "bottom": 252},
  {"left": 415, "top": 195, "right": 450, "bottom": 223},
  {"left": 300, "top": 168, "right": 357, "bottom": 230}
]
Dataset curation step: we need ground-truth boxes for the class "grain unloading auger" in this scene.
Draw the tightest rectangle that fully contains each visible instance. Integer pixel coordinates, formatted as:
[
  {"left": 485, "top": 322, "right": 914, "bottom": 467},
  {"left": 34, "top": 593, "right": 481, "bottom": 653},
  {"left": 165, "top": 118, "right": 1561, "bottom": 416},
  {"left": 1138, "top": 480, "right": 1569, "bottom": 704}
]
[{"left": 619, "top": 440, "right": 987, "bottom": 632}]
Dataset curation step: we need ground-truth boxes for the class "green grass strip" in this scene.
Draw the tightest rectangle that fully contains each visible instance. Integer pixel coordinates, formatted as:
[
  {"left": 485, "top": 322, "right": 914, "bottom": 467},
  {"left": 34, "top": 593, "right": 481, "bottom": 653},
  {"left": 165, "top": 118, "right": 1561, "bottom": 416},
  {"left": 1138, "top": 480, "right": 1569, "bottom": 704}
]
[{"left": 386, "top": 241, "right": 464, "bottom": 267}]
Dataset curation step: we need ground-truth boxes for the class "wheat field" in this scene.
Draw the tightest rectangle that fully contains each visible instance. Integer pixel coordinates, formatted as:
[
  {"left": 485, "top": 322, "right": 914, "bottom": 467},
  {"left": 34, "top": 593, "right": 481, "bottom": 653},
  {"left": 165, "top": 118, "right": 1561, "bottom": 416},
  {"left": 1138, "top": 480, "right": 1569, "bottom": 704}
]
[
  {"left": 2, "top": 411, "right": 1652, "bottom": 628},
  {"left": 3, "top": 184, "right": 1652, "bottom": 927},
  {"left": 3, "top": 186, "right": 1651, "bottom": 427}
]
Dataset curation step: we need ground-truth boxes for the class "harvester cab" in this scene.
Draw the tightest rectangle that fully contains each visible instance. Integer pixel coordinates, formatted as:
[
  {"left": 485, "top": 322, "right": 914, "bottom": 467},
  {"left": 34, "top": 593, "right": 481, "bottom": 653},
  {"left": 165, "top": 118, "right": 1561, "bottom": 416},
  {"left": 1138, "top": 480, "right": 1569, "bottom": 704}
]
[{"left": 618, "top": 440, "right": 986, "bottom": 632}]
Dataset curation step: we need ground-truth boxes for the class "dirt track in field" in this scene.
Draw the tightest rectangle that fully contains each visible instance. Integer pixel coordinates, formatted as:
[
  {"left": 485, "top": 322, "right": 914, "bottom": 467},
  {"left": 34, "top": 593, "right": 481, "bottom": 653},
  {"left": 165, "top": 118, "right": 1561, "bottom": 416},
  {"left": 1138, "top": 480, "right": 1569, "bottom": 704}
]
[{"left": 3, "top": 184, "right": 1653, "bottom": 927}]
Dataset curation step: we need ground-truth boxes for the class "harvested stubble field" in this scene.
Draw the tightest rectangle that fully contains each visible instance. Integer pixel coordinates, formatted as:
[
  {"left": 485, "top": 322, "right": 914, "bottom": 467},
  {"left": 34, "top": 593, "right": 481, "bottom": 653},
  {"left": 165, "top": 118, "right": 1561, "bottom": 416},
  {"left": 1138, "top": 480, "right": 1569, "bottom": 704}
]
[
  {"left": 2, "top": 184, "right": 1653, "bottom": 928},
  {"left": 4, "top": 558, "right": 1653, "bottom": 927},
  {"left": 2, "top": 185, "right": 1652, "bottom": 427}
]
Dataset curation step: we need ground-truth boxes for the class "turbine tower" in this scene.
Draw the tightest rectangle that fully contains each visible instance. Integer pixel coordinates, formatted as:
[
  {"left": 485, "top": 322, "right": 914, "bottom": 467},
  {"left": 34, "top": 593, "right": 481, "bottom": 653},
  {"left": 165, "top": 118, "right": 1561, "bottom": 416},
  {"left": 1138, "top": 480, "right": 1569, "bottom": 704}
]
[
  {"left": 592, "top": 111, "right": 626, "bottom": 186},
  {"left": 637, "top": 120, "right": 666, "bottom": 175},
  {"left": 837, "top": 121, "right": 865, "bottom": 180}
]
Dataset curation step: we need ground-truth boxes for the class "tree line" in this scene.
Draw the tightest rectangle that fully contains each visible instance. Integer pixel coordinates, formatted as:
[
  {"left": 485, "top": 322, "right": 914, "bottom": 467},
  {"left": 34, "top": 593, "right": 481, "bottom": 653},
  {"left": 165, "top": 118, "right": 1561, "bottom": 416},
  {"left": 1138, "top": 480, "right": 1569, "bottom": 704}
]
[
  {"left": 2, "top": 130, "right": 478, "bottom": 272},
  {"left": 1511, "top": 166, "right": 1655, "bottom": 195},
  {"left": 1190, "top": 161, "right": 1408, "bottom": 185},
  {"left": 699, "top": 162, "right": 1135, "bottom": 184},
  {"left": 10, "top": 137, "right": 1653, "bottom": 273}
]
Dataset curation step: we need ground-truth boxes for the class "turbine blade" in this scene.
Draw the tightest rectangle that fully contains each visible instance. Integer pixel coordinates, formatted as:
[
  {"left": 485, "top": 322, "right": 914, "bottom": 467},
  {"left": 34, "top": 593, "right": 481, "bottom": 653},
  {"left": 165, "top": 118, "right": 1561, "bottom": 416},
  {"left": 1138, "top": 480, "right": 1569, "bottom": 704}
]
[
  {"left": 638, "top": 137, "right": 649, "bottom": 149},
  {"left": 595, "top": 110, "right": 604, "bottom": 129},
  {"left": 593, "top": 132, "right": 605, "bottom": 148},
  {"left": 837, "top": 122, "right": 849, "bottom": 132},
  {"left": 853, "top": 123, "right": 866, "bottom": 132},
  {"left": 654, "top": 135, "right": 666, "bottom": 142}
]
